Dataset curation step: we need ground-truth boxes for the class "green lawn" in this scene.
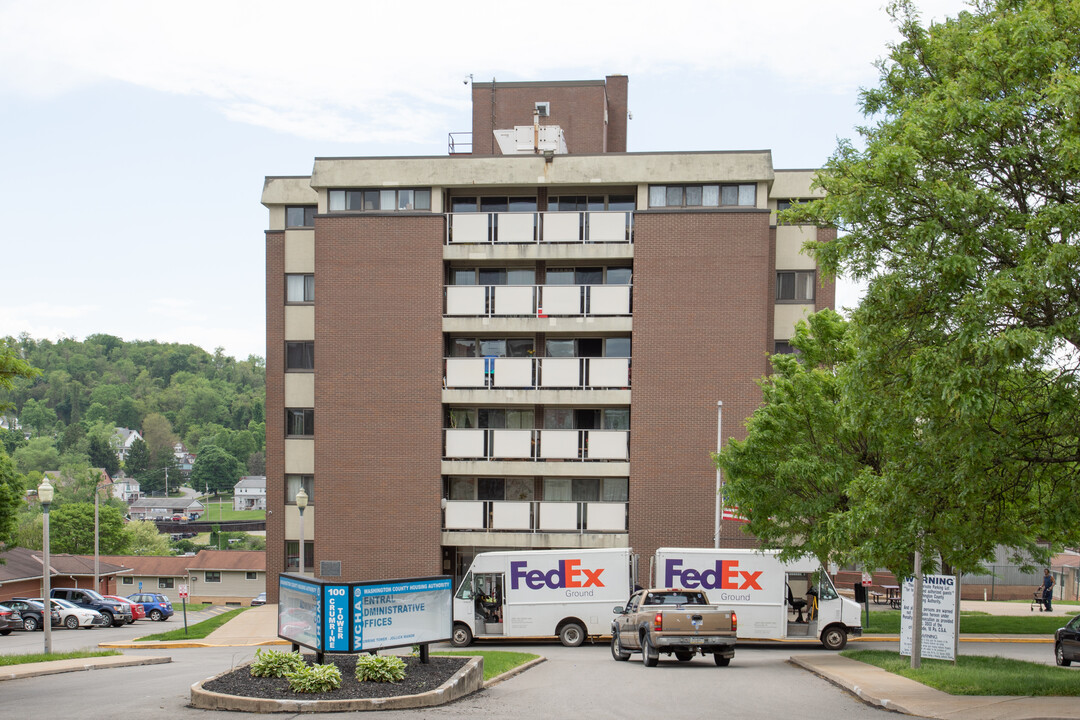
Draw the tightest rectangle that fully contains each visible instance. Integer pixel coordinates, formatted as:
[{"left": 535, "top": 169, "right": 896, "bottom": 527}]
[
  {"left": 433, "top": 651, "right": 539, "bottom": 681},
  {"left": 197, "top": 500, "right": 265, "bottom": 522},
  {"left": 842, "top": 649, "right": 1080, "bottom": 696},
  {"left": 135, "top": 607, "right": 248, "bottom": 641},
  {"left": 865, "top": 610, "right": 1067, "bottom": 634},
  {"left": 0, "top": 650, "right": 121, "bottom": 667}
]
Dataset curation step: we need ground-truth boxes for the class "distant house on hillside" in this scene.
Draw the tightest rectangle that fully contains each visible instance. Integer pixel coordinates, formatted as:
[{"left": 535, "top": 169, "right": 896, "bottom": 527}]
[
  {"left": 233, "top": 476, "right": 266, "bottom": 511},
  {"left": 110, "top": 471, "right": 141, "bottom": 503},
  {"left": 128, "top": 497, "right": 204, "bottom": 521},
  {"left": 113, "top": 427, "right": 143, "bottom": 461},
  {"left": 173, "top": 442, "right": 195, "bottom": 474},
  {"left": 43, "top": 468, "right": 112, "bottom": 500}
]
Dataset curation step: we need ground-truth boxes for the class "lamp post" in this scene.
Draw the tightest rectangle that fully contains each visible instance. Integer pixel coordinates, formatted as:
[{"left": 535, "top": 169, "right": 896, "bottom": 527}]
[
  {"left": 38, "top": 479, "right": 54, "bottom": 655},
  {"left": 295, "top": 488, "right": 308, "bottom": 576}
]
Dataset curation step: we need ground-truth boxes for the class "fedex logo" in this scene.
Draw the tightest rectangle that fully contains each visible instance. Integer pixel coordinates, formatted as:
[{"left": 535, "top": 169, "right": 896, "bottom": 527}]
[
  {"left": 664, "top": 559, "right": 763, "bottom": 591},
  {"left": 510, "top": 559, "right": 605, "bottom": 590}
]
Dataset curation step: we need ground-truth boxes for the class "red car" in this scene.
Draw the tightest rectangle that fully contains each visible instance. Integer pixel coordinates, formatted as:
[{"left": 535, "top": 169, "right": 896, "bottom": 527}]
[{"left": 104, "top": 595, "right": 145, "bottom": 623}]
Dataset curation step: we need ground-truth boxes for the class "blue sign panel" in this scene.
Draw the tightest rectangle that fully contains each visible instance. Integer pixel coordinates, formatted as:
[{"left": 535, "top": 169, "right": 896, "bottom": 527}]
[
  {"left": 352, "top": 577, "right": 453, "bottom": 652},
  {"left": 323, "top": 585, "right": 349, "bottom": 652}
]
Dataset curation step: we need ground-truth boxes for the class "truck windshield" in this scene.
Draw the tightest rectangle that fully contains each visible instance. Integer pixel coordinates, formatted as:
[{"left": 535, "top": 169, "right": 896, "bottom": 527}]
[
  {"left": 455, "top": 573, "right": 474, "bottom": 600},
  {"left": 814, "top": 571, "right": 839, "bottom": 601}
]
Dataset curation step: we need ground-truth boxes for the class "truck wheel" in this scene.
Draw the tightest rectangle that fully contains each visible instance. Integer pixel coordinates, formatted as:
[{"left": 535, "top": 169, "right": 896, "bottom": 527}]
[
  {"left": 821, "top": 625, "right": 848, "bottom": 651},
  {"left": 559, "top": 622, "right": 585, "bottom": 647},
  {"left": 714, "top": 654, "right": 731, "bottom": 667},
  {"left": 642, "top": 634, "right": 659, "bottom": 667},
  {"left": 451, "top": 623, "right": 473, "bottom": 647},
  {"left": 675, "top": 652, "right": 694, "bottom": 662},
  {"left": 610, "top": 631, "right": 630, "bottom": 661}
]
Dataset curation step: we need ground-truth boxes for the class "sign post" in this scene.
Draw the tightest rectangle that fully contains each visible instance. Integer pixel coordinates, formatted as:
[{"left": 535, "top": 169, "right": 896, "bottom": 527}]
[
  {"left": 178, "top": 584, "right": 189, "bottom": 635},
  {"left": 861, "top": 572, "right": 873, "bottom": 630}
]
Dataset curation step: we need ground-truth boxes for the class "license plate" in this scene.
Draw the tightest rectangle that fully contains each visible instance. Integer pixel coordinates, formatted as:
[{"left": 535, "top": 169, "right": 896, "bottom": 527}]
[{"left": 688, "top": 637, "right": 704, "bottom": 644}]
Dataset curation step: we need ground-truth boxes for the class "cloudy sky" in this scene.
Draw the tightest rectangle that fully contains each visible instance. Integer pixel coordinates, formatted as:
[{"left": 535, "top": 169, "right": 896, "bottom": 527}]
[{"left": 0, "top": 0, "right": 970, "bottom": 360}]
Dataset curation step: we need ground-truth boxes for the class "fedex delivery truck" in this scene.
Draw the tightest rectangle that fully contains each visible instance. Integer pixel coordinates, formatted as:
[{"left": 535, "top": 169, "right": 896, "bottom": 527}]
[
  {"left": 452, "top": 547, "right": 633, "bottom": 647},
  {"left": 654, "top": 548, "right": 862, "bottom": 650}
]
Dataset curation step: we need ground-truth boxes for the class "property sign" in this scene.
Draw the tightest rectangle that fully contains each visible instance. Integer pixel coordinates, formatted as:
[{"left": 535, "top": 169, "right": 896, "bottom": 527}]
[
  {"left": 323, "top": 585, "right": 350, "bottom": 652},
  {"left": 178, "top": 585, "right": 189, "bottom": 598},
  {"left": 900, "top": 575, "right": 958, "bottom": 661},
  {"left": 352, "top": 577, "right": 453, "bottom": 652},
  {"left": 861, "top": 572, "right": 872, "bottom": 587}
]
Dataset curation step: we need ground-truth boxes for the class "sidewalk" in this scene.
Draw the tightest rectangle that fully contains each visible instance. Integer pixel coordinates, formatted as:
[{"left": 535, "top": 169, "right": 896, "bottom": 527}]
[
  {"left": 100, "top": 603, "right": 288, "bottom": 649},
  {"left": 0, "top": 654, "right": 170, "bottom": 681}
]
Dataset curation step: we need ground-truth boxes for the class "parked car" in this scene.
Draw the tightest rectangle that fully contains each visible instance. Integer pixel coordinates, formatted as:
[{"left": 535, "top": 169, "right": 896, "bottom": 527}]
[
  {"left": 26, "top": 598, "right": 103, "bottom": 629},
  {"left": 0, "top": 603, "right": 22, "bottom": 635},
  {"left": 5, "top": 599, "right": 60, "bottom": 631},
  {"left": 1055, "top": 613, "right": 1080, "bottom": 666},
  {"left": 127, "top": 593, "right": 174, "bottom": 621},
  {"left": 50, "top": 587, "right": 132, "bottom": 627},
  {"left": 251, "top": 592, "right": 266, "bottom": 606},
  {"left": 104, "top": 595, "right": 145, "bottom": 622}
]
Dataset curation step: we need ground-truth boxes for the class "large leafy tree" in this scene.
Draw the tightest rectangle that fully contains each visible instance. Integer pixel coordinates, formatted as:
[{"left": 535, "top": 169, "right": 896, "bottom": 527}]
[
  {"left": 124, "top": 437, "right": 150, "bottom": 477},
  {"left": 48, "top": 502, "right": 129, "bottom": 555},
  {"left": 190, "top": 444, "right": 243, "bottom": 494},
  {"left": 123, "top": 520, "right": 171, "bottom": 556},
  {"left": 0, "top": 451, "right": 24, "bottom": 551},
  {"left": 785, "top": 0, "right": 1080, "bottom": 569}
]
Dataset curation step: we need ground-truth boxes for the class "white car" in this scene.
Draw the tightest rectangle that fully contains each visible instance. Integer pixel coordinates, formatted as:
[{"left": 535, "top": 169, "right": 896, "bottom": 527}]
[{"left": 41, "top": 598, "right": 104, "bottom": 629}]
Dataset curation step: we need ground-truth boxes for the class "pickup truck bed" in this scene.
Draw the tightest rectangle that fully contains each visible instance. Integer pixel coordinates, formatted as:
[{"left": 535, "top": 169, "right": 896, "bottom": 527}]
[{"left": 611, "top": 588, "right": 736, "bottom": 667}]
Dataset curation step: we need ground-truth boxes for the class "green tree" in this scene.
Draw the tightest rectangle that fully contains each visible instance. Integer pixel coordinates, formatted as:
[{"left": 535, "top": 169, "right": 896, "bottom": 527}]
[
  {"left": 48, "top": 503, "right": 129, "bottom": 555},
  {"left": 190, "top": 444, "right": 243, "bottom": 494},
  {"left": 0, "top": 344, "right": 39, "bottom": 414},
  {"left": 141, "top": 412, "right": 178, "bottom": 467},
  {"left": 124, "top": 437, "right": 150, "bottom": 476},
  {"left": 123, "top": 520, "right": 171, "bottom": 555},
  {"left": 785, "top": 0, "right": 1080, "bottom": 569},
  {"left": 19, "top": 398, "right": 57, "bottom": 437},
  {"left": 0, "top": 450, "right": 25, "bottom": 550},
  {"left": 86, "top": 434, "right": 119, "bottom": 476},
  {"left": 13, "top": 437, "right": 60, "bottom": 475}
]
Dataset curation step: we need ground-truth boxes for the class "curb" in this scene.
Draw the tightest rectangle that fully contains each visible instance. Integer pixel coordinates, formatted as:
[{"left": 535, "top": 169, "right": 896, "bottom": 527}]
[
  {"left": 850, "top": 635, "right": 1053, "bottom": 644},
  {"left": 100, "top": 639, "right": 290, "bottom": 650},
  {"left": 0, "top": 655, "right": 171, "bottom": 681},
  {"left": 484, "top": 656, "right": 546, "bottom": 688},
  {"left": 190, "top": 655, "right": 485, "bottom": 713}
]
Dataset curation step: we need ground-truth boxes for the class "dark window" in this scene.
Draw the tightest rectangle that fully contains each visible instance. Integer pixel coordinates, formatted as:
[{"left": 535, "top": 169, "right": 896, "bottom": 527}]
[
  {"left": 286, "top": 274, "right": 314, "bottom": 303},
  {"left": 776, "top": 271, "right": 815, "bottom": 302},
  {"left": 158, "top": 578, "right": 174, "bottom": 589},
  {"left": 122, "top": 576, "right": 133, "bottom": 585},
  {"left": 286, "top": 206, "right": 316, "bottom": 228},
  {"left": 286, "top": 409, "right": 314, "bottom": 436},
  {"left": 328, "top": 188, "right": 431, "bottom": 212},
  {"left": 246, "top": 572, "right": 257, "bottom": 580},
  {"left": 286, "top": 342, "right": 314, "bottom": 370},
  {"left": 205, "top": 571, "right": 221, "bottom": 583},
  {"left": 286, "top": 541, "right": 314, "bottom": 572},
  {"left": 285, "top": 475, "right": 314, "bottom": 504},
  {"left": 774, "top": 340, "right": 796, "bottom": 355}
]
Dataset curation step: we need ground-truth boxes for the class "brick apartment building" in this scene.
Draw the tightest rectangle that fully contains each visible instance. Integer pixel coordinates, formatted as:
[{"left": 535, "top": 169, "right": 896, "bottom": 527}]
[{"left": 261, "top": 75, "right": 833, "bottom": 600}]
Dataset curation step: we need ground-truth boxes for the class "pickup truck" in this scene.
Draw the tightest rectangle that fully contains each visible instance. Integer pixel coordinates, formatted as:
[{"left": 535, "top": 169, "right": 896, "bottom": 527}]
[{"left": 610, "top": 588, "right": 736, "bottom": 667}]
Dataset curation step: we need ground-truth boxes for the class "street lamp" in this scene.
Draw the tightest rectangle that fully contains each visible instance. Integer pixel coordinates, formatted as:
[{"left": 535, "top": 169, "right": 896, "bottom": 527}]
[
  {"left": 295, "top": 487, "right": 308, "bottom": 576},
  {"left": 38, "top": 479, "right": 54, "bottom": 655}
]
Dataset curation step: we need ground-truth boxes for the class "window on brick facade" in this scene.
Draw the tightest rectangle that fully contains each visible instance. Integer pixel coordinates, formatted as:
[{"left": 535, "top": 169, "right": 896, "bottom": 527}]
[
  {"left": 648, "top": 184, "right": 756, "bottom": 208},
  {"left": 776, "top": 271, "right": 815, "bottom": 302},
  {"left": 774, "top": 340, "right": 797, "bottom": 355},
  {"left": 286, "top": 409, "right": 314, "bottom": 436},
  {"left": 158, "top": 578, "right": 174, "bottom": 589},
  {"left": 286, "top": 206, "right": 316, "bottom": 228},
  {"left": 205, "top": 571, "right": 221, "bottom": 583},
  {"left": 286, "top": 475, "right": 313, "bottom": 504},
  {"left": 286, "top": 342, "right": 314, "bottom": 370},
  {"left": 286, "top": 274, "right": 314, "bottom": 303},
  {"left": 286, "top": 541, "right": 314, "bottom": 572},
  {"left": 328, "top": 188, "right": 431, "bottom": 212}
]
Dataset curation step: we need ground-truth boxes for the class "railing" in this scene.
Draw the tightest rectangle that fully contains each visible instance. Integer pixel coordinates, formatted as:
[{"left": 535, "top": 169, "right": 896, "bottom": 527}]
[
  {"left": 445, "top": 284, "right": 632, "bottom": 317},
  {"left": 446, "top": 211, "right": 633, "bottom": 244},
  {"left": 445, "top": 356, "right": 629, "bottom": 389},
  {"left": 448, "top": 132, "right": 472, "bottom": 155},
  {"left": 443, "top": 499, "right": 628, "bottom": 533},
  {"left": 444, "top": 428, "right": 629, "bottom": 461}
]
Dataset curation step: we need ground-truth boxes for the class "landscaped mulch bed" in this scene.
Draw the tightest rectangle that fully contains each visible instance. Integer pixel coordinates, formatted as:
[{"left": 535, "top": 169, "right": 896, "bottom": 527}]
[{"left": 203, "top": 655, "right": 469, "bottom": 701}]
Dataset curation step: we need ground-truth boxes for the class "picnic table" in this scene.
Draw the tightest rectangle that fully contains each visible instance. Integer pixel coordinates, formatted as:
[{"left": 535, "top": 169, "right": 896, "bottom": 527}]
[{"left": 871, "top": 585, "right": 902, "bottom": 609}]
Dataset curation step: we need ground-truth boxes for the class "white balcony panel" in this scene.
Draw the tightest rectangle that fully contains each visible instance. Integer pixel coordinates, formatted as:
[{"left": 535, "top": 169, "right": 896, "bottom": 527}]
[
  {"left": 492, "top": 429, "right": 532, "bottom": 459},
  {"left": 493, "top": 358, "right": 532, "bottom": 388},
  {"left": 587, "top": 430, "right": 628, "bottom": 460},
  {"left": 540, "top": 285, "right": 582, "bottom": 315},
  {"left": 588, "top": 212, "right": 628, "bottom": 242},
  {"left": 492, "top": 501, "right": 532, "bottom": 530},
  {"left": 539, "top": 502, "right": 578, "bottom": 531},
  {"left": 450, "top": 214, "right": 489, "bottom": 243},
  {"left": 540, "top": 430, "right": 579, "bottom": 459},
  {"left": 446, "top": 429, "right": 484, "bottom": 458},
  {"left": 587, "top": 358, "right": 629, "bottom": 388},
  {"left": 496, "top": 213, "right": 536, "bottom": 243},
  {"left": 586, "top": 503, "right": 626, "bottom": 531},
  {"left": 540, "top": 358, "right": 581, "bottom": 388},
  {"left": 493, "top": 286, "right": 535, "bottom": 316},
  {"left": 446, "top": 286, "right": 486, "bottom": 316},
  {"left": 590, "top": 285, "right": 631, "bottom": 315},
  {"left": 542, "top": 212, "right": 581, "bottom": 243},
  {"left": 445, "top": 501, "right": 484, "bottom": 530},
  {"left": 446, "top": 358, "right": 485, "bottom": 388}
]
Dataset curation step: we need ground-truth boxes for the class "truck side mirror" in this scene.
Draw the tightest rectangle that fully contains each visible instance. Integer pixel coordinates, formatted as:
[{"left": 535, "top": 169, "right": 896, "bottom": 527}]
[{"left": 613, "top": 606, "right": 624, "bottom": 614}]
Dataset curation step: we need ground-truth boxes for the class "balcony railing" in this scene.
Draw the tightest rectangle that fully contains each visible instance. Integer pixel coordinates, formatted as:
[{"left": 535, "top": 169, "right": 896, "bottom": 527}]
[
  {"left": 445, "top": 284, "right": 631, "bottom": 317},
  {"left": 444, "top": 428, "right": 629, "bottom": 461},
  {"left": 446, "top": 211, "right": 633, "bottom": 244},
  {"left": 445, "top": 357, "right": 629, "bottom": 389},
  {"left": 443, "top": 499, "right": 628, "bottom": 533}
]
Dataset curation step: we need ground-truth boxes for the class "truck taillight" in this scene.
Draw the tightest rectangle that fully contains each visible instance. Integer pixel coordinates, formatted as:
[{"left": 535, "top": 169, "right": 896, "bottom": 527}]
[
  {"left": 731, "top": 612, "right": 737, "bottom": 633},
  {"left": 653, "top": 612, "right": 663, "bottom": 631}
]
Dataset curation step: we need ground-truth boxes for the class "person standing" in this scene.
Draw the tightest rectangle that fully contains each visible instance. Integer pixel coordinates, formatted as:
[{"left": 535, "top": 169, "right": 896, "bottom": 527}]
[{"left": 1041, "top": 569, "right": 1054, "bottom": 612}]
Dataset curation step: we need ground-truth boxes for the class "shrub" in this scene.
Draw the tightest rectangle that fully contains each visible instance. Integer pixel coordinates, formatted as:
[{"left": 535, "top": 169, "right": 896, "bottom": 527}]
[
  {"left": 286, "top": 663, "right": 342, "bottom": 693},
  {"left": 355, "top": 654, "right": 407, "bottom": 683},
  {"left": 249, "top": 649, "right": 306, "bottom": 678}
]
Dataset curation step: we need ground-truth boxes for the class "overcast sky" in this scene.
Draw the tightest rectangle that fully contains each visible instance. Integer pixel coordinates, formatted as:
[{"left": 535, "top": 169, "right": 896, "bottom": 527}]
[{"left": 0, "top": 0, "right": 970, "bottom": 360}]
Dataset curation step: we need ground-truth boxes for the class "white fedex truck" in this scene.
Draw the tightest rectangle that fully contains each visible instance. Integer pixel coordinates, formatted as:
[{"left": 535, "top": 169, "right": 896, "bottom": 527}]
[
  {"left": 654, "top": 548, "right": 862, "bottom": 650},
  {"left": 451, "top": 547, "right": 633, "bottom": 647}
]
